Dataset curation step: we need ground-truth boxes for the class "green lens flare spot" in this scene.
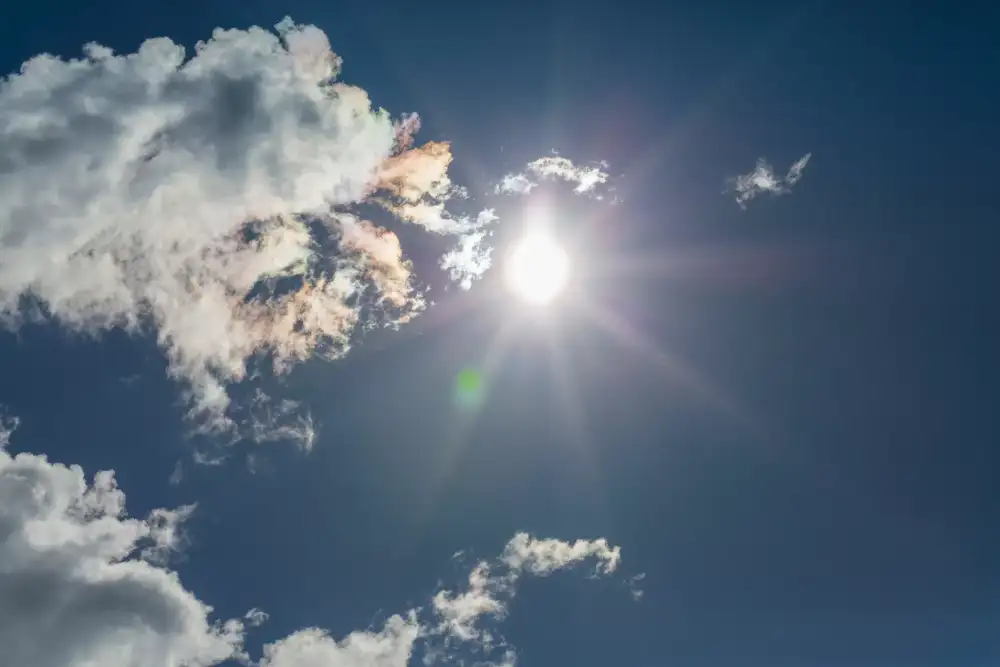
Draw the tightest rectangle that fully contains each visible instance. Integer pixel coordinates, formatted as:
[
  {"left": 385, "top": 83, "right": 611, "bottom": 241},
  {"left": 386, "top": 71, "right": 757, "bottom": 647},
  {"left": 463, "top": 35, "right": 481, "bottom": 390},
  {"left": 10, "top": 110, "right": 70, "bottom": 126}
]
[
  {"left": 454, "top": 368, "right": 485, "bottom": 409},
  {"left": 457, "top": 368, "right": 481, "bottom": 393}
]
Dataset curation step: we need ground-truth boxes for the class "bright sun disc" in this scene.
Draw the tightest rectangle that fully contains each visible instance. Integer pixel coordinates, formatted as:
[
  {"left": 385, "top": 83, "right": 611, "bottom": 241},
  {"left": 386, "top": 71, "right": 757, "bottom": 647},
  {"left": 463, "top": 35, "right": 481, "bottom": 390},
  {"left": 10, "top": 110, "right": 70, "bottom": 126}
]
[{"left": 505, "top": 234, "right": 570, "bottom": 305}]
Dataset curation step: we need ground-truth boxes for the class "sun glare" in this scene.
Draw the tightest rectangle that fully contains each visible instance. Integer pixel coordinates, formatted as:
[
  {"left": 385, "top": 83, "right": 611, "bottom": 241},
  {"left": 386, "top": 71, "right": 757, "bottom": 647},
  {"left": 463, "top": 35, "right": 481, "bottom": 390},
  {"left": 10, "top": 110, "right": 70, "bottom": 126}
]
[{"left": 505, "top": 234, "right": 571, "bottom": 305}]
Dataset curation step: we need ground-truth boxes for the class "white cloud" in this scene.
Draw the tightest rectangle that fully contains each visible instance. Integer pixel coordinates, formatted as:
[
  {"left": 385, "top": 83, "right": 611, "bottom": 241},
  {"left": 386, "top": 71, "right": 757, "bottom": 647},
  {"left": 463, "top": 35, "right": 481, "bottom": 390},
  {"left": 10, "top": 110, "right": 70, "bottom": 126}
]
[
  {"left": 0, "top": 18, "right": 472, "bottom": 442},
  {"left": 0, "top": 418, "right": 248, "bottom": 667},
  {"left": 528, "top": 157, "right": 610, "bottom": 194},
  {"left": 0, "top": 412, "right": 633, "bottom": 667},
  {"left": 494, "top": 173, "right": 536, "bottom": 195},
  {"left": 439, "top": 230, "right": 494, "bottom": 291},
  {"left": 501, "top": 533, "right": 621, "bottom": 576},
  {"left": 726, "top": 153, "right": 812, "bottom": 208},
  {"left": 430, "top": 532, "right": 625, "bottom": 657},
  {"left": 495, "top": 156, "right": 610, "bottom": 196},
  {"left": 141, "top": 503, "right": 197, "bottom": 565},
  {"left": 260, "top": 614, "right": 421, "bottom": 667},
  {"left": 432, "top": 562, "right": 504, "bottom": 643}
]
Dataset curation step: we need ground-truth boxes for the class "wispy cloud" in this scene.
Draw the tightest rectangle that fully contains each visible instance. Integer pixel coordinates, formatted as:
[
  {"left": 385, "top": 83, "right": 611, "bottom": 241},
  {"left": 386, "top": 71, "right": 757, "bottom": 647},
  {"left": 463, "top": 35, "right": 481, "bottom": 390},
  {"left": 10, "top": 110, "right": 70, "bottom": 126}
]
[
  {"left": 626, "top": 572, "right": 647, "bottom": 601},
  {"left": 726, "top": 153, "right": 812, "bottom": 208},
  {"left": 0, "top": 18, "right": 487, "bottom": 444},
  {"left": 0, "top": 412, "right": 635, "bottom": 667},
  {"left": 430, "top": 533, "right": 623, "bottom": 652},
  {"left": 495, "top": 155, "right": 611, "bottom": 196}
]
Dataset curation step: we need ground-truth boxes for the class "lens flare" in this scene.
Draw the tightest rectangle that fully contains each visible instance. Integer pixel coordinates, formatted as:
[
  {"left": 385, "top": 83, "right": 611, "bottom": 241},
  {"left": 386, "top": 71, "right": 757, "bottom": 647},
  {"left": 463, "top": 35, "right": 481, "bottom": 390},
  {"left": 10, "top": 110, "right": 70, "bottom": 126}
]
[{"left": 454, "top": 367, "right": 486, "bottom": 409}]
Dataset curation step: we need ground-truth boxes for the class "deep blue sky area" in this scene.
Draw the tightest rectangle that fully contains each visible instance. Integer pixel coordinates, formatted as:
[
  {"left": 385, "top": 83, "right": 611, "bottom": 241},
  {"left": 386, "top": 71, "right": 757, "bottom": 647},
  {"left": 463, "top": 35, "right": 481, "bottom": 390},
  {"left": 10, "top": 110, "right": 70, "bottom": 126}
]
[{"left": 1, "top": 2, "right": 999, "bottom": 666}]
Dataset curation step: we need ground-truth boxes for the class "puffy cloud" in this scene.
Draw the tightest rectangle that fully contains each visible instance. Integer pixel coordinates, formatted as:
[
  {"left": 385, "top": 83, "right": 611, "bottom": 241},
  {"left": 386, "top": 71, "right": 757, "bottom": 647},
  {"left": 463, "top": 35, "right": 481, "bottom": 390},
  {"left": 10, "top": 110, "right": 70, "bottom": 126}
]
[
  {"left": 439, "top": 229, "right": 494, "bottom": 291},
  {"left": 377, "top": 141, "right": 453, "bottom": 203},
  {"left": 494, "top": 173, "right": 536, "bottom": 196},
  {"left": 339, "top": 217, "right": 417, "bottom": 310},
  {"left": 496, "top": 156, "right": 610, "bottom": 195},
  {"left": 0, "top": 18, "right": 475, "bottom": 441},
  {"left": 0, "top": 412, "right": 632, "bottom": 667},
  {"left": 432, "top": 562, "right": 505, "bottom": 643},
  {"left": 0, "top": 418, "right": 248, "bottom": 667},
  {"left": 501, "top": 533, "right": 620, "bottom": 576},
  {"left": 260, "top": 614, "right": 421, "bottom": 667},
  {"left": 141, "top": 503, "right": 197, "bottom": 565},
  {"left": 726, "top": 153, "right": 812, "bottom": 208},
  {"left": 372, "top": 140, "right": 495, "bottom": 235}
]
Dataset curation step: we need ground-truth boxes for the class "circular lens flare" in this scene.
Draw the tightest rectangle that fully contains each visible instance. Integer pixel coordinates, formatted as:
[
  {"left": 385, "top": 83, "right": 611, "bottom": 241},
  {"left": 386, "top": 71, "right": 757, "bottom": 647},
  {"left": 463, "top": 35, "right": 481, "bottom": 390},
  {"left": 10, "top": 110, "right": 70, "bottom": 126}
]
[{"left": 505, "top": 234, "right": 570, "bottom": 305}]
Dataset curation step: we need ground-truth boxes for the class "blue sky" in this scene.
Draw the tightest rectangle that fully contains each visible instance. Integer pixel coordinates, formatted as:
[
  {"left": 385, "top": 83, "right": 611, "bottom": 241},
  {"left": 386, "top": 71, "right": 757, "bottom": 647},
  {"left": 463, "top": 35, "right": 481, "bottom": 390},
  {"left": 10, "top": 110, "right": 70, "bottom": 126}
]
[{"left": 1, "top": 2, "right": 998, "bottom": 666}]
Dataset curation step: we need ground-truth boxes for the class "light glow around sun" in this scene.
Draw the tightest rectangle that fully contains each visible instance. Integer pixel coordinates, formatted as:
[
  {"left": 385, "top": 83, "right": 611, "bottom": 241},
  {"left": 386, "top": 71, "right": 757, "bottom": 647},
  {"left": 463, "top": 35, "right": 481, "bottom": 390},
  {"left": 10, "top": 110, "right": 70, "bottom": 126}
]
[{"left": 504, "top": 233, "right": 571, "bottom": 305}]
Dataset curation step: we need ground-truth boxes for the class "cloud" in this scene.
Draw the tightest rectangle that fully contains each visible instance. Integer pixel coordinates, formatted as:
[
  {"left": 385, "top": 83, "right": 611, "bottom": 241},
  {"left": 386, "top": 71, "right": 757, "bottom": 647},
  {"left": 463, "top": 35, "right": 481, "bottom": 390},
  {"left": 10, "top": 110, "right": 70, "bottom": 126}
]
[
  {"left": 430, "top": 532, "right": 624, "bottom": 655},
  {"left": 626, "top": 572, "right": 646, "bottom": 601},
  {"left": 494, "top": 173, "right": 536, "bottom": 196},
  {"left": 0, "top": 414, "right": 16, "bottom": 449},
  {"left": 439, "top": 229, "right": 494, "bottom": 291},
  {"left": 392, "top": 112, "right": 422, "bottom": 152},
  {"left": 374, "top": 141, "right": 465, "bottom": 233},
  {"left": 0, "top": 418, "right": 248, "bottom": 667},
  {"left": 726, "top": 153, "right": 812, "bottom": 208},
  {"left": 0, "top": 413, "right": 633, "bottom": 667},
  {"left": 501, "top": 533, "right": 621, "bottom": 575},
  {"left": 0, "top": 18, "right": 476, "bottom": 442},
  {"left": 377, "top": 141, "right": 453, "bottom": 203},
  {"left": 141, "top": 503, "right": 198, "bottom": 565},
  {"left": 259, "top": 614, "right": 421, "bottom": 667},
  {"left": 432, "top": 562, "right": 505, "bottom": 644},
  {"left": 496, "top": 156, "right": 610, "bottom": 195}
]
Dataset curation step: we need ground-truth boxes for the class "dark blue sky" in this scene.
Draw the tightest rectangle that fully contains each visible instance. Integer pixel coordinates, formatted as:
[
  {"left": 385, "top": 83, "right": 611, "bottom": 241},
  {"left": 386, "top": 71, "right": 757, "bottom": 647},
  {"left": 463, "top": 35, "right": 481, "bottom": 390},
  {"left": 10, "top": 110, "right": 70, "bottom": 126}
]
[{"left": 1, "top": 2, "right": 999, "bottom": 666}]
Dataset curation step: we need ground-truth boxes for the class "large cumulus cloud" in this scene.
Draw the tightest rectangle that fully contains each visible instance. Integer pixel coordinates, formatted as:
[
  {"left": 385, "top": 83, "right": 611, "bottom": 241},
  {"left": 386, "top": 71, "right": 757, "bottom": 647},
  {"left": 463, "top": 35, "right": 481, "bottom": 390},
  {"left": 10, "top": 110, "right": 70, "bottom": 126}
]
[
  {"left": 0, "top": 18, "right": 485, "bottom": 438},
  {"left": 0, "top": 415, "right": 249, "bottom": 667}
]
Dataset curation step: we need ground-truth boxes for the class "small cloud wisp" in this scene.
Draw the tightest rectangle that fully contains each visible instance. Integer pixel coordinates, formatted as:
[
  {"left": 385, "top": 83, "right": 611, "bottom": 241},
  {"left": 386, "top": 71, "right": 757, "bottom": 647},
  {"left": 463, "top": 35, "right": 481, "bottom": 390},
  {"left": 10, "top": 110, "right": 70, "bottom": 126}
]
[
  {"left": 726, "top": 153, "right": 812, "bottom": 208},
  {"left": 495, "top": 155, "right": 611, "bottom": 196}
]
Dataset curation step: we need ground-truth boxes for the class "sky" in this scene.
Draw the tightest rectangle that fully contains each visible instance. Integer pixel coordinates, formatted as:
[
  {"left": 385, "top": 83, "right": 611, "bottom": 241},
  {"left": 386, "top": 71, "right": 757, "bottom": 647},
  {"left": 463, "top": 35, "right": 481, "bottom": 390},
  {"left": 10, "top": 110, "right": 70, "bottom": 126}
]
[{"left": 0, "top": 2, "right": 998, "bottom": 666}]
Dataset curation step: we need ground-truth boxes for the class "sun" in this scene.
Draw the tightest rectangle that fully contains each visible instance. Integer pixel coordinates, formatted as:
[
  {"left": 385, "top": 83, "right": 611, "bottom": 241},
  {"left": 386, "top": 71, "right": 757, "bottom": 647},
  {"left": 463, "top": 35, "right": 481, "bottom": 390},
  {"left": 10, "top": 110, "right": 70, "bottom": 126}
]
[{"left": 504, "top": 233, "right": 571, "bottom": 305}]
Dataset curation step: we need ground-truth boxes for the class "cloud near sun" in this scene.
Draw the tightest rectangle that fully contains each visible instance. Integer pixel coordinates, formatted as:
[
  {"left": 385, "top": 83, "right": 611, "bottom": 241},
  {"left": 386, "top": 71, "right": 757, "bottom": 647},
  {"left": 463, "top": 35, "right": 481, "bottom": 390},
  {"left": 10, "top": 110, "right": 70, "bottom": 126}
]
[
  {"left": 495, "top": 156, "right": 611, "bottom": 196},
  {"left": 0, "top": 18, "right": 615, "bottom": 445},
  {"left": 0, "top": 413, "right": 634, "bottom": 667},
  {"left": 0, "top": 20, "right": 639, "bottom": 667}
]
